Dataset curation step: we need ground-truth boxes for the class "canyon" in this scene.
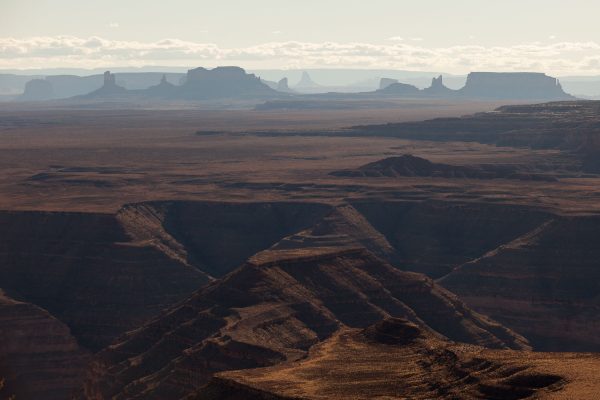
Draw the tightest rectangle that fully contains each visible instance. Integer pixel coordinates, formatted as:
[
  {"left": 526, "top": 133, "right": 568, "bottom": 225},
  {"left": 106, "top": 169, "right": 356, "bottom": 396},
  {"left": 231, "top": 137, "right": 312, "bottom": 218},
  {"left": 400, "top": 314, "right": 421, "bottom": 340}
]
[{"left": 2, "top": 100, "right": 600, "bottom": 399}]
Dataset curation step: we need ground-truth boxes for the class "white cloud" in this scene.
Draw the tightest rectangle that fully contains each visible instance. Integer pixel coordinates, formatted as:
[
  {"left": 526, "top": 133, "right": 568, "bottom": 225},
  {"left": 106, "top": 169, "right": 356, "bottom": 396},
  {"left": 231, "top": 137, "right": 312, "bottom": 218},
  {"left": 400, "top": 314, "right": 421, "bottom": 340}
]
[
  {"left": 108, "top": 22, "right": 120, "bottom": 29},
  {"left": 1, "top": 36, "right": 600, "bottom": 75},
  {"left": 387, "top": 36, "right": 404, "bottom": 42}
]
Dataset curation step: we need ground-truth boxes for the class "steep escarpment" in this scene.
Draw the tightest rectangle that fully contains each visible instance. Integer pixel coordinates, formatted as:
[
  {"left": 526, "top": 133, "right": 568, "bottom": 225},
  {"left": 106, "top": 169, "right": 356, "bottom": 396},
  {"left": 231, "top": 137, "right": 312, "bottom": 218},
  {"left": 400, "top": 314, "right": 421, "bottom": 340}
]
[
  {"left": 119, "top": 201, "right": 333, "bottom": 277},
  {"left": 441, "top": 215, "right": 600, "bottom": 352},
  {"left": 351, "top": 200, "right": 552, "bottom": 278},
  {"left": 84, "top": 248, "right": 526, "bottom": 399},
  {"left": 197, "top": 318, "right": 569, "bottom": 400},
  {"left": 0, "top": 292, "right": 88, "bottom": 400},
  {"left": 0, "top": 210, "right": 208, "bottom": 351},
  {"left": 349, "top": 101, "right": 600, "bottom": 170},
  {"left": 270, "top": 204, "right": 397, "bottom": 262}
]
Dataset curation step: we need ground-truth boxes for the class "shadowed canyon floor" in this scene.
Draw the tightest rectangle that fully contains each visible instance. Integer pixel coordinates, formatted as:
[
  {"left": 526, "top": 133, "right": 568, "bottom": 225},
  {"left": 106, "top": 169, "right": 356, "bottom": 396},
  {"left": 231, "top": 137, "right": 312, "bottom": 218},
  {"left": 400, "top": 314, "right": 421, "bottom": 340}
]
[{"left": 2, "top": 103, "right": 600, "bottom": 398}]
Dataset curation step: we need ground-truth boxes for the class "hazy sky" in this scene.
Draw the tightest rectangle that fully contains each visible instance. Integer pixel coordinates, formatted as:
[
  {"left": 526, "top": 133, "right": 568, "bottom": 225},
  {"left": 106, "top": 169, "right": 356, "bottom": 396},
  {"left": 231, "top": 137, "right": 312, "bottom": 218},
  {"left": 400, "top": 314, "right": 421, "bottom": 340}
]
[{"left": 2, "top": 0, "right": 600, "bottom": 74}]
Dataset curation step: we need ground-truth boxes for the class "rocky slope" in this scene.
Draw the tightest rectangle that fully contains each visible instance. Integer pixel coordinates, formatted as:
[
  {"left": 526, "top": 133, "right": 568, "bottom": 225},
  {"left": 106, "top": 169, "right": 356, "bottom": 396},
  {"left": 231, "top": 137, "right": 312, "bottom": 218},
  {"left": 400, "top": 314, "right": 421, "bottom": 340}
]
[
  {"left": 0, "top": 210, "right": 209, "bottom": 351},
  {"left": 0, "top": 201, "right": 331, "bottom": 352},
  {"left": 197, "top": 318, "right": 582, "bottom": 400},
  {"left": 440, "top": 215, "right": 600, "bottom": 352},
  {"left": 83, "top": 247, "right": 527, "bottom": 399},
  {"left": 0, "top": 292, "right": 88, "bottom": 400},
  {"left": 351, "top": 200, "right": 552, "bottom": 278},
  {"left": 118, "top": 201, "right": 333, "bottom": 277}
]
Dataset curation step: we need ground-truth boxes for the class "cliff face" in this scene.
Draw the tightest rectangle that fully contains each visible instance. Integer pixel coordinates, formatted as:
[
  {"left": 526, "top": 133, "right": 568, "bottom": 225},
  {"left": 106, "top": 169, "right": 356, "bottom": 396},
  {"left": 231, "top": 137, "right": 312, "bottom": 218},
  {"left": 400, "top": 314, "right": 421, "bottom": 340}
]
[
  {"left": 82, "top": 71, "right": 128, "bottom": 98},
  {"left": 0, "top": 293, "right": 88, "bottom": 400},
  {"left": 19, "top": 79, "right": 54, "bottom": 101},
  {"left": 178, "top": 66, "right": 279, "bottom": 100},
  {"left": 83, "top": 247, "right": 527, "bottom": 399},
  {"left": 460, "top": 72, "right": 573, "bottom": 100},
  {"left": 0, "top": 201, "right": 332, "bottom": 352},
  {"left": 351, "top": 200, "right": 551, "bottom": 278},
  {"left": 119, "top": 201, "right": 333, "bottom": 277},
  {"left": 0, "top": 210, "right": 209, "bottom": 351},
  {"left": 440, "top": 215, "right": 600, "bottom": 351}
]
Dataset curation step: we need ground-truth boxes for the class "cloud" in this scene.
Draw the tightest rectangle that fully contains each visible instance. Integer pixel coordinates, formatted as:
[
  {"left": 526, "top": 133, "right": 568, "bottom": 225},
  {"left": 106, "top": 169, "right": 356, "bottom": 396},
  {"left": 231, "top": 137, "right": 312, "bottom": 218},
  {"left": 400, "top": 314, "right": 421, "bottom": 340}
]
[
  {"left": 387, "top": 36, "right": 404, "bottom": 42},
  {"left": 108, "top": 22, "right": 120, "bottom": 29},
  {"left": 1, "top": 35, "right": 600, "bottom": 74}
]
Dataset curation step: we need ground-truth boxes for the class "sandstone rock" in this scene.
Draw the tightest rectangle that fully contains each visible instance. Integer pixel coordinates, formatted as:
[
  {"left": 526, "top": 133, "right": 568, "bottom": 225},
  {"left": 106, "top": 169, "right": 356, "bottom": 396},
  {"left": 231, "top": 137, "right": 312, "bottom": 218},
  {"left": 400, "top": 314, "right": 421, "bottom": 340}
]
[
  {"left": 460, "top": 72, "right": 574, "bottom": 100},
  {"left": 19, "top": 79, "right": 54, "bottom": 101},
  {"left": 195, "top": 318, "right": 576, "bottom": 400},
  {"left": 83, "top": 247, "right": 527, "bottom": 399}
]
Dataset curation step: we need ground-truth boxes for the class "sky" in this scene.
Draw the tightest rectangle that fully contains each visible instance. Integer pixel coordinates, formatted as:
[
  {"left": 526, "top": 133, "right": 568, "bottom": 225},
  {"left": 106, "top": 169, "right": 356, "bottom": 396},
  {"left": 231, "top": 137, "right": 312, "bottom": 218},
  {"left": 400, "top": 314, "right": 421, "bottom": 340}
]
[{"left": 1, "top": 0, "right": 600, "bottom": 75}]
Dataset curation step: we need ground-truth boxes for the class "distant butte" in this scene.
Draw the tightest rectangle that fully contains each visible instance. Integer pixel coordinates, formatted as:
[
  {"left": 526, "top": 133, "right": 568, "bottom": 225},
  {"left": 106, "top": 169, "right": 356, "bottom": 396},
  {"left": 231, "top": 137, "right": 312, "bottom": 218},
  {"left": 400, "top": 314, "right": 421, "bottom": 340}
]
[{"left": 331, "top": 154, "right": 556, "bottom": 181}]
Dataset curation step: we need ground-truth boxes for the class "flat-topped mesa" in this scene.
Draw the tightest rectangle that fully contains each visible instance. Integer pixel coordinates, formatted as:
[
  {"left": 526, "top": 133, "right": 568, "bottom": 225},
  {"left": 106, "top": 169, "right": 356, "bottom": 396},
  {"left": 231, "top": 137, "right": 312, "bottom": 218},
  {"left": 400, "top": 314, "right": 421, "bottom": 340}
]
[
  {"left": 460, "top": 72, "right": 574, "bottom": 100},
  {"left": 331, "top": 154, "right": 556, "bottom": 181},
  {"left": 179, "top": 66, "right": 278, "bottom": 99},
  {"left": 20, "top": 79, "right": 54, "bottom": 101}
]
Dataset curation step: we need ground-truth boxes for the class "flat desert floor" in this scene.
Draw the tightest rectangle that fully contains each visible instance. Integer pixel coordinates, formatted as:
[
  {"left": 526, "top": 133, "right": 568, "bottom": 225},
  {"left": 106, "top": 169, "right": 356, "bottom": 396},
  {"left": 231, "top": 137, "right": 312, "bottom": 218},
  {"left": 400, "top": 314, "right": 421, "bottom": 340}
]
[{"left": 1, "top": 102, "right": 599, "bottom": 214}]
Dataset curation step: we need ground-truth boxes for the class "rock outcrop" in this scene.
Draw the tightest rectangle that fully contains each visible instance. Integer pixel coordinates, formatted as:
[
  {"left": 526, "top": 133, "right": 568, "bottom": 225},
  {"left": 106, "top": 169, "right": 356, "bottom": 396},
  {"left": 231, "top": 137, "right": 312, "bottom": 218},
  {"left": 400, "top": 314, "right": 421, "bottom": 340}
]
[
  {"left": 82, "top": 71, "right": 127, "bottom": 98},
  {"left": 423, "top": 75, "right": 455, "bottom": 96},
  {"left": 276, "top": 77, "right": 293, "bottom": 93},
  {"left": 19, "top": 79, "right": 55, "bottom": 101},
  {"left": 460, "top": 72, "right": 574, "bottom": 100},
  {"left": 294, "top": 71, "right": 321, "bottom": 90},
  {"left": 0, "top": 292, "right": 88, "bottom": 400},
  {"left": 196, "top": 318, "right": 577, "bottom": 400},
  {"left": 176, "top": 66, "right": 279, "bottom": 100},
  {"left": 83, "top": 247, "right": 527, "bottom": 399},
  {"left": 145, "top": 74, "right": 177, "bottom": 97},
  {"left": 372, "top": 72, "right": 574, "bottom": 100}
]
